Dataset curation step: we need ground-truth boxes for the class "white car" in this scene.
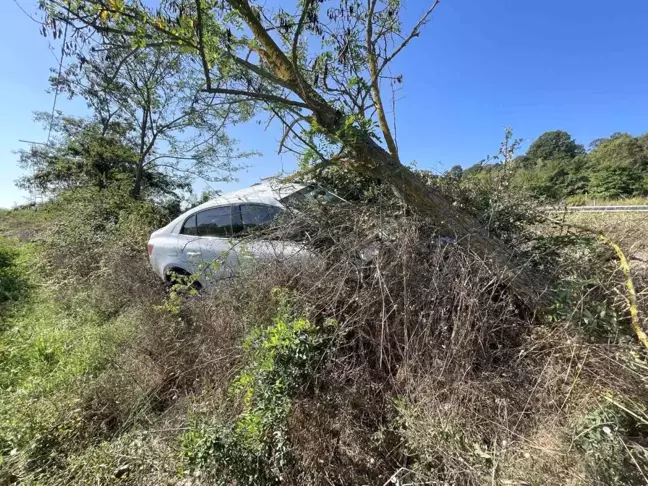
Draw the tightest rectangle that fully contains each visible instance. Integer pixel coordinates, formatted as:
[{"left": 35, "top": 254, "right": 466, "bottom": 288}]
[{"left": 147, "top": 182, "right": 334, "bottom": 287}]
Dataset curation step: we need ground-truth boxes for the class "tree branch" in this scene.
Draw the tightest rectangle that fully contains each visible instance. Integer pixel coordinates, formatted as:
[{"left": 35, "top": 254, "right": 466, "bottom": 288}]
[
  {"left": 271, "top": 108, "right": 329, "bottom": 164},
  {"left": 227, "top": 0, "right": 294, "bottom": 80},
  {"left": 226, "top": 0, "right": 338, "bottom": 126},
  {"left": 278, "top": 115, "right": 312, "bottom": 155},
  {"left": 229, "top": 55, "right": 295, "bottom": 91},
  {"left": 281, "top": 158, "right": 340, "bottom": 182},
  {"left": 195, "top": 0, "right": 212, "bottom": 91},
  {"left": 291, "top": 0, "right": 314, "bottom": 92},
  {"left": 367, "top": 0, "right": 399, "bottom": 161},
  {"left": 201, "top": 86, "right": 310, "bottom": 109},
  {"left": 377, "top": 0, "right": 441, "bottom": 77}
]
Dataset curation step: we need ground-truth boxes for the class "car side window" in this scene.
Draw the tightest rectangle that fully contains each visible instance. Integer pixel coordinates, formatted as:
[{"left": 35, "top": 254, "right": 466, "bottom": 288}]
[
  {"left": 239, "top": 204, "right": 283, "bottom": 230},
  {"left": 181, "top": 214, "right": 198, "bottom": 236},
  {"left": 196, "top": 206, "right": 233, "bottom": 237}
]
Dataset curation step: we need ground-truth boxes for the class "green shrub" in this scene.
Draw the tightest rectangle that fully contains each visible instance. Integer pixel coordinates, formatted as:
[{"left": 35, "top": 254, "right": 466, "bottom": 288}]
[
  {"left": 574, "top": 397, "right": 648, "bottom": 485},
  {"left": 41, "top": 185, "right": 171, "bottom": 282},
  {"left": 547, "top": 278, "right": 621, "bottom": 336},
  {"left": 532, "top": 234, "right": 634, "bottom": 340},
  {"left": 181, "top": 289, "right": 334, "bottom": 485},
  {"left": 589, "top": 166, "right": 644, "bottom": 199},
  {"left": 0, "top": 239, "right": 28, "bottom": 318},
  {"left": 425, "top": 168, "right": 543, "bottom": 245}
]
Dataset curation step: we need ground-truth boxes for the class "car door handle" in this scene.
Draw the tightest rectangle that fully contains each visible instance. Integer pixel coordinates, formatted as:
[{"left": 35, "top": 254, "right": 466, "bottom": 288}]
[{"left": 187, "top": 252, "right": 201, "bottom": 257}]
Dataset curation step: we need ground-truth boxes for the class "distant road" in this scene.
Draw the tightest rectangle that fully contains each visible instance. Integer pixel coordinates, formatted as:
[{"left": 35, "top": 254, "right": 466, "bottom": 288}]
[{"left": 546, "top": 205, "right": 648, "bottom": 213}]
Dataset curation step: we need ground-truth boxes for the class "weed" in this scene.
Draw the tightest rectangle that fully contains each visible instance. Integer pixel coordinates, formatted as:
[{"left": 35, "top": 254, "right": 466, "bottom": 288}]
[
  {"left": 574, "top": 397, "right": 648, "bottom": 485},
  {"left": 0, "top": 238, "right": 29, "bottom": 319},
  {"left": 548, "top": 278, "right": 622, "bottom": 338},
  {"left": 181, "top": 289, "right": 334, "bottom": 485}
]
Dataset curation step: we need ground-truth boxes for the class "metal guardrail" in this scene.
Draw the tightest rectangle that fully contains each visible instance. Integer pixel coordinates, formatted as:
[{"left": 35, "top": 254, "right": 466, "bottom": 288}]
[{"left": 546, "top": 205, "right": 648, "bottom": 213}]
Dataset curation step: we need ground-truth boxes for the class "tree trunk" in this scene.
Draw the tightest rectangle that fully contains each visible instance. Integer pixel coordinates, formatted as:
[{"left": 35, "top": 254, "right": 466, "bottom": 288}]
[
  {"left": 291, "top": 95, "right": 550, "bottom": 307},
  {"left": 131, "top": 161, "right": 143, "bottom": 199},
  {"left": 218, "top": 0, "right": 549, "bottom": 306},
  {"left": 349, "top": 137, "right": 549, "bottom": 307},
  {"left": 293, "top": 96, "right": 548, "bottom": 305}
]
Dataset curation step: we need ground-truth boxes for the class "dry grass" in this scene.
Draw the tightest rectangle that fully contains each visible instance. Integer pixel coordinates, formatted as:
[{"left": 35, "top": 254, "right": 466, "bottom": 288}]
[
  {"left": 563, "top": 212, "right": 648, "bottom": 255},
  {"left": 263, "top": 203, "right": 648, "bottom": 485},
  {"left": 566, "top": 197, "right": 648, "bottom": 207},
  {"left": 401, "top": 325, "right": 648, "bottom": 485}
]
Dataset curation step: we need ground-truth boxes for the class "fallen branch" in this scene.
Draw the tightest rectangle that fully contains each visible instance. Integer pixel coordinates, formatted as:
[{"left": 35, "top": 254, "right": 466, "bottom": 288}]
[{"left": 280, "top": 158, "right": 341, "bottom": 183}]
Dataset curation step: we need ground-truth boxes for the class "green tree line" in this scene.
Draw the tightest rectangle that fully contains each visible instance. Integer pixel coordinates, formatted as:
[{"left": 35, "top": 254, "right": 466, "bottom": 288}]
[{"left": 454, "top": 130, "right": 648, "bottom": 201}]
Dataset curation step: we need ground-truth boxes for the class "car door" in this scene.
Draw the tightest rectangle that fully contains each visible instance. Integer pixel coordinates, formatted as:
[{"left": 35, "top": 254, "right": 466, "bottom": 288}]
[
  {"left": 195, "top": 205, "right": 240, "bottom": 283},
  {"left": 237, "top": 203, "right": 310, "bottom": 267},
  {"left": 176, "top": 212, "right": 204, "bottom": 277}
]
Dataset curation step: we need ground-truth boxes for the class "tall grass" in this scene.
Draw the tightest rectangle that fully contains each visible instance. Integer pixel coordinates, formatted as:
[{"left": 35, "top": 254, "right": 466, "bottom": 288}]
[
  {"left": 566, "top": 195, "right": 648, "bottom": 206},
  {"left": 0, "top": 239, "right": 137, "bottom": 479}
]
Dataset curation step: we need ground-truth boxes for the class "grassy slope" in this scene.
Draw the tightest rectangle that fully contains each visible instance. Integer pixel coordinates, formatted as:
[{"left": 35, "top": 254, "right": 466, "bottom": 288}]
[
  {"left": 0, "top": 207, "right": 196, "bottom": 485},
  {"left": 0, "top": 210, "right": 132, "bottom": 480}
]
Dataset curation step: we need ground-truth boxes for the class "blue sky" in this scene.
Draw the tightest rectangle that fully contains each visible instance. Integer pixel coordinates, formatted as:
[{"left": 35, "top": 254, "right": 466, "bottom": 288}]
[{"left": 1, "top": 0, "right": 648, "bottom": 207}]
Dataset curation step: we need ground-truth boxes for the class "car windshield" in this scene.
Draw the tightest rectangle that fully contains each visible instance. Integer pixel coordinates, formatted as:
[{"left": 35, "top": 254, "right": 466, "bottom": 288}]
[{"left": 279, "top": 184, "right": 343, "bottom": 208}]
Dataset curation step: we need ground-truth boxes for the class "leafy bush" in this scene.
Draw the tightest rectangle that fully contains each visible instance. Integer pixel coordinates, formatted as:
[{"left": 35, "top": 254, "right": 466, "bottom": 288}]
[
  {"left": 527, "top": 232, "right": 635, "bottom": 341},
  {"left": 181, "top": 290, "right": 333, "bottom": 485},
  {"left": 41, "top": 184, "right": 171, "bottom": 279},
  {"left": 574, "top": 397, "right": 648, "bottom": 485},
  {"left": 458, "top": 130, "right": 648, "bottom": 202},
  {"left": 427, "top": 169, "right": 542, "bottom": 245},
  {"left": 33, "top": 185, "right": 173, "bottom": 318},
  {"left": 548, "top": 278, "right": 621, "bottom": 337},
  {"left": 588, "top": 165, "right": 645, "bottom": 199},
  {"left": 0, "top": 239, "right": 28, "bottom": 318}
]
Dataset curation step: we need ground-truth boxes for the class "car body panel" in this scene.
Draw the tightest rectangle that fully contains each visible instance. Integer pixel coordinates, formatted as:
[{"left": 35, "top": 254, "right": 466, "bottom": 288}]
[{"left": 198, "top": 236, "right": 239, "bottom": 282}]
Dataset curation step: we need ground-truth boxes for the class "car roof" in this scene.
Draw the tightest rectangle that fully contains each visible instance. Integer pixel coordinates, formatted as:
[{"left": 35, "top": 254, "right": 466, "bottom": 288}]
[{"left": 189, "top": 181, "right": 306, "bottom": 213}]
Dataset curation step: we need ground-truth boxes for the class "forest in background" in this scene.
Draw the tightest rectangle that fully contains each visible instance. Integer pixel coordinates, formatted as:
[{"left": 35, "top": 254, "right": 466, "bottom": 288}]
[{"left": 454, "top": 129, "right": 648, "bottom": 203}]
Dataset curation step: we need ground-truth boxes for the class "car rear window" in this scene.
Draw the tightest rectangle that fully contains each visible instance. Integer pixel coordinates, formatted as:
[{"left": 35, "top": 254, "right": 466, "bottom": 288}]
[{"left": 279, "top": 184, "right": 342, "bottom": 208}]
